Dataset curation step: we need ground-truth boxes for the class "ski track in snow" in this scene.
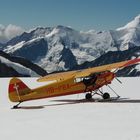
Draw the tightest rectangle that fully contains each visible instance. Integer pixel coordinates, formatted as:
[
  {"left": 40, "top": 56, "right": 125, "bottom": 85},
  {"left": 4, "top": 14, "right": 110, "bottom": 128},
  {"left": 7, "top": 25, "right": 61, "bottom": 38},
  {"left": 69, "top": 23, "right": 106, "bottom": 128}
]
[{"left": 0, "top": 77, "right": 140, "bottom": 140}]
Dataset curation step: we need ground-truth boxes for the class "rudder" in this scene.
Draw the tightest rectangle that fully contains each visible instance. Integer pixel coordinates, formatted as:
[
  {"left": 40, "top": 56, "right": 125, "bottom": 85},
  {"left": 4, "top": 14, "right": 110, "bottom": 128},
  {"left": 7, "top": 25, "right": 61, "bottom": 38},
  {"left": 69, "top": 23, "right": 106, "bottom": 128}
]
[{"left": 8, "top": 77, "right": 31, "bottom": 102}]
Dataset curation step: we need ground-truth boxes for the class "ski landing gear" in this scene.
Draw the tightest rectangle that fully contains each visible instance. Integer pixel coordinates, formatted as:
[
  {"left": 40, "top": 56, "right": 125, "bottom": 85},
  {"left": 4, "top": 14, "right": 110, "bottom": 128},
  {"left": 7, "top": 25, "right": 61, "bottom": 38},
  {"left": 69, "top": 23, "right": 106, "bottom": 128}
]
[
  {"left": 85, "top": 91, "right": 110, "bottom": 100},
  {"left": 85, "top": 86, "right": 120, "bottom": 101},
  {"left": 85, "top": 93, "right": 92, "bottom": 100},
  {"left": 102, "top": 92, "right": 110, "bottom": 99}
]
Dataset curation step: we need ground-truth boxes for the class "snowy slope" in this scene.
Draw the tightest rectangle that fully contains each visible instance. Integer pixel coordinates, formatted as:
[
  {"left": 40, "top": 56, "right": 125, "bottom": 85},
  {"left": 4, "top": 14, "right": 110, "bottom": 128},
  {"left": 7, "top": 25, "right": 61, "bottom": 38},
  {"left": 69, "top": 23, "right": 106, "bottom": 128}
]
[
  {"left": 0, "top": 56, "right": 38, "bottom": 76},
  {"left": 0, "top": 77, "right": 140, "bottom": 140},
  {"left": 0, "top": 50, "right": 47, "bottom": 77}
]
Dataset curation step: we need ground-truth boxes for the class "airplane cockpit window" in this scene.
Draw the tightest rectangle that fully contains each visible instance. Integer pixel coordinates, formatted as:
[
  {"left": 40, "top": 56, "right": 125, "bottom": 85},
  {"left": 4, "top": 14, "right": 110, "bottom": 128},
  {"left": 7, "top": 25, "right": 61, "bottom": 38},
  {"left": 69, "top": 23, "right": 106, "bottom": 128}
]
[{"left": 74, "top": 78, "right": 84, "bottom": 83}]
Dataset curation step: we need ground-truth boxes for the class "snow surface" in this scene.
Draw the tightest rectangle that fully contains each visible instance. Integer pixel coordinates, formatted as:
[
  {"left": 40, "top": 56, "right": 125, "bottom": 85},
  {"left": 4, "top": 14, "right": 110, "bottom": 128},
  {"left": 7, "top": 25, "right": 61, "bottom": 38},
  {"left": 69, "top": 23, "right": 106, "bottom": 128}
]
[{"left": 0, "top": 77, "right": 140, "bottom": 140}]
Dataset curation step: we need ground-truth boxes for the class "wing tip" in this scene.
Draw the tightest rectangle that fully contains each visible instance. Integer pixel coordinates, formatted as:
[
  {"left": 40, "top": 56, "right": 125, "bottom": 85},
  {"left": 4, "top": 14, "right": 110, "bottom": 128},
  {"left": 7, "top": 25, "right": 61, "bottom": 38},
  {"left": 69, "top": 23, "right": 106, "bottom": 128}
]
[{"left": 123, "top": 58, "right": 140, "bottom": 67}]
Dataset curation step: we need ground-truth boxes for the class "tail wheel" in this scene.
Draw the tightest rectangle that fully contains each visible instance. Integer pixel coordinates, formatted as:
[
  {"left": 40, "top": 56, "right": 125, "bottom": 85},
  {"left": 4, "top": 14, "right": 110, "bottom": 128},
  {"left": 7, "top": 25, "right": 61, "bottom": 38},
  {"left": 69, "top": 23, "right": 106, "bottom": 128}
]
[
  {"left": 103, "top": 92, "right": 110, "bottom": 99},
  {"left": 85, "top": 93, "right": 92, "bottom": 100}
]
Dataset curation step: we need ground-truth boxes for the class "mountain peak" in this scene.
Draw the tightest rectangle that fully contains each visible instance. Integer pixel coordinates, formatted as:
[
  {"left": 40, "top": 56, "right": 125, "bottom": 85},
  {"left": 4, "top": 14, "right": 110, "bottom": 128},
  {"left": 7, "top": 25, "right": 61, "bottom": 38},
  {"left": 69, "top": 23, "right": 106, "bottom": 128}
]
[
  {"left": 117, "top": 14, "right": 140, "bottom": 30},
  {"left": 135, "top": 14, "right": 140, "bottom": 21},
  {"left": 55, "top": 25, "right": 73, "bottom": 30}
]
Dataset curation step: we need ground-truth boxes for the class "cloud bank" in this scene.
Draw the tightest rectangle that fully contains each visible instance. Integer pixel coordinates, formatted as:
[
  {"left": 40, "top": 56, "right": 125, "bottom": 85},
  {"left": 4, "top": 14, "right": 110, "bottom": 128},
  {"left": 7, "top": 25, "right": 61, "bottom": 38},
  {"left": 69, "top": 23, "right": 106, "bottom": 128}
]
[{"left": 0, "top": 24, "right": 24, "bottom": 43}]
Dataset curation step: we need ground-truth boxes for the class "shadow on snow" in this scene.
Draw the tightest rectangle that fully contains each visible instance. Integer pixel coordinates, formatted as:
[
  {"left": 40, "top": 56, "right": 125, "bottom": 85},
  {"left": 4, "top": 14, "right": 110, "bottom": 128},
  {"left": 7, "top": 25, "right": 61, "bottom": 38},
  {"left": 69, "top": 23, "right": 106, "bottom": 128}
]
[{"left": 12, "top": 98, "right": 140, "bottom": 110}]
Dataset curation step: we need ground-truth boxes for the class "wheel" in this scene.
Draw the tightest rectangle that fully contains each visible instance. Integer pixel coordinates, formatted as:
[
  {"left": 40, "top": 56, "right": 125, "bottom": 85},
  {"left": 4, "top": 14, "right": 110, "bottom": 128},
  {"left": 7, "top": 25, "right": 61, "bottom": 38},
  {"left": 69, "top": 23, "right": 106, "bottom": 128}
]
[
  {"left": 85, "top": 93, "right": 92, "bottom": 100},
  {"left": 103, "top": 92, "right": 110, "bottom": 99}
]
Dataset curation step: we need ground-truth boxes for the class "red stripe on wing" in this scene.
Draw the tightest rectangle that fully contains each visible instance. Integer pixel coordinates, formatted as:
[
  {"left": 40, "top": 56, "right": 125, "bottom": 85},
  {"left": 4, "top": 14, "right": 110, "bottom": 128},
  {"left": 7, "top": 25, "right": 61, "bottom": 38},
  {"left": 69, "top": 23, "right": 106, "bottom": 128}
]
[{"left": 123, "top": 58, "right": 140, "bottom": 68}]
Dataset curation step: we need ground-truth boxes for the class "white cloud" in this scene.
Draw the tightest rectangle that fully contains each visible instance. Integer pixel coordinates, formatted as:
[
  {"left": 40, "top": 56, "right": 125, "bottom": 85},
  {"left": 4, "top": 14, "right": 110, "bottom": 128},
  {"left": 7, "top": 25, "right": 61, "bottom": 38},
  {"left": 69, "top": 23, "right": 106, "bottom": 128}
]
[{"left": 0, "top": 24, "right": 25, "bottom": 43}]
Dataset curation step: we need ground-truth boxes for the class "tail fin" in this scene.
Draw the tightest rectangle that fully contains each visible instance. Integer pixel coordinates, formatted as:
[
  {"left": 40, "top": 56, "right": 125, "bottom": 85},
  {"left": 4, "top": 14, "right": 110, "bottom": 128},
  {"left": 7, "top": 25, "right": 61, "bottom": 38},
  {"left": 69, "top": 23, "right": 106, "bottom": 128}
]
[{"left": 8, "top": 77, "right": 31, "bottom": 102}]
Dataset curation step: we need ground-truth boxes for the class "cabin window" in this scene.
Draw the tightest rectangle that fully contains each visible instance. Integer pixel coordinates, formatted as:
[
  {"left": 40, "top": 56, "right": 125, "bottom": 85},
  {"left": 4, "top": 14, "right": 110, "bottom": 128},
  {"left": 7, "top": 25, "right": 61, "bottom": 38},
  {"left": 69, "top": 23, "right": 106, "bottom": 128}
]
[{"left": 74, "top": 78, "right": 84, "bottom": 83}]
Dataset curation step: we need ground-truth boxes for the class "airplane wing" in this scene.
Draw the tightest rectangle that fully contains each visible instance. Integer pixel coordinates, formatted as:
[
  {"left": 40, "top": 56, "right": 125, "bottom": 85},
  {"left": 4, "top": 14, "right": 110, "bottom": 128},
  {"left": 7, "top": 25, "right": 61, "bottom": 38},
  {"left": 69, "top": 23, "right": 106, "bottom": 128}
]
[
  {"left": 74, "top": 58, "right": 140, "bottom": 78},
  {"left": 37, "top": 71, "right": 77, "bottom": 82},
  {"left": 37, "top": 58, "right": 140, "bottom": 82}
]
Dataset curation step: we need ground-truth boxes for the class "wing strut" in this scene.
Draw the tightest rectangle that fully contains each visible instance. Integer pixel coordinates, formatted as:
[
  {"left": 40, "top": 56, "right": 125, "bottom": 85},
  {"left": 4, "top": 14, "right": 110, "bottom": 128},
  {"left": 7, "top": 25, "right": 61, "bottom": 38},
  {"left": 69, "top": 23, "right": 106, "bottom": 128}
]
[{"left": 107, "top": 84, "right": 120, "bottom": 98}]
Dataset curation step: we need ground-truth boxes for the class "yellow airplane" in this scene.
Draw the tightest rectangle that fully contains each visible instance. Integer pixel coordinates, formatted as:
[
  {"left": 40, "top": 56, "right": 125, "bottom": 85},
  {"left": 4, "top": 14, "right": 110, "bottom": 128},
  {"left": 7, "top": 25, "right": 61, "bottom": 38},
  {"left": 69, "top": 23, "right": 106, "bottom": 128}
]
[{"left": 8, "top": 58, "right": 140, "bottom": 108}]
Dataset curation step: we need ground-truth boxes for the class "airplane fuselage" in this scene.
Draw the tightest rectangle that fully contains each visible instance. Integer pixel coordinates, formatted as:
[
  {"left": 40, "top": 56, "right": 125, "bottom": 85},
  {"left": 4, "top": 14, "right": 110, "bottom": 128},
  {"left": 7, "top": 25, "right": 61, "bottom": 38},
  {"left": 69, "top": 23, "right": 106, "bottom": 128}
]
[{"left": 12, "top": 71, "right": 115, "bottom": 102}]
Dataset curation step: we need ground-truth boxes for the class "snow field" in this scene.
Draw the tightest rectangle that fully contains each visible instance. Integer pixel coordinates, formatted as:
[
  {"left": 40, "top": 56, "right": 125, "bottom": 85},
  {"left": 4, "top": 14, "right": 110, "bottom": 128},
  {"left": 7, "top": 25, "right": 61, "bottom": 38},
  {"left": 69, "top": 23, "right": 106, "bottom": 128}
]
[{"left": 0, "top": 77, "right": 140, "bottom": 140}]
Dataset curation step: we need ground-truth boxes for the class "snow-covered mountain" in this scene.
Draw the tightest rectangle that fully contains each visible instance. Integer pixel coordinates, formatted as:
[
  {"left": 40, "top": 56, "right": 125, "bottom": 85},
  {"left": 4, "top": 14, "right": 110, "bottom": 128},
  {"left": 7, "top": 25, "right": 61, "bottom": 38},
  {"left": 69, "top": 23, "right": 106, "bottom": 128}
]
[
  {"left": 0, "top": 50, "right": 47, "bottom": 77},
  {"left": 2, "top": 15, "right": 140, "bottom": 75},
  {"left": 112, "top": 15, "right": 140, "bottom": 50},
  {"left": 3, "top": 26, "right": 114, "bottom": 72}
]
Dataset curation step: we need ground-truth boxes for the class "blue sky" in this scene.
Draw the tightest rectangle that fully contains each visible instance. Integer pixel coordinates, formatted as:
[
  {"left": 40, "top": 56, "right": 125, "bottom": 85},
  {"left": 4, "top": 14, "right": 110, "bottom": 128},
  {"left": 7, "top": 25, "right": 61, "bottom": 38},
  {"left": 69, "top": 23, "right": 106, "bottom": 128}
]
[{"left": 0, "top": 0, "right": 140, "bottom": 31}]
